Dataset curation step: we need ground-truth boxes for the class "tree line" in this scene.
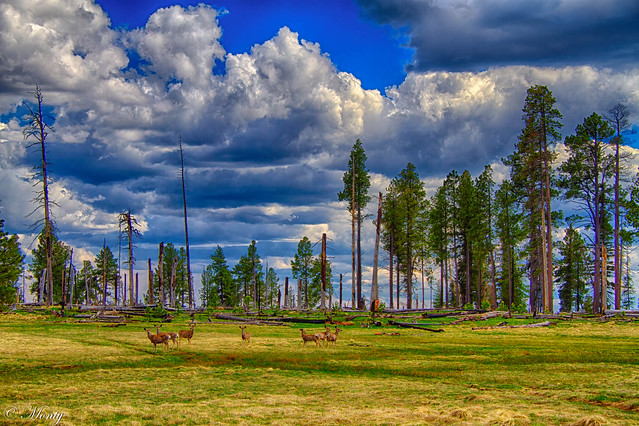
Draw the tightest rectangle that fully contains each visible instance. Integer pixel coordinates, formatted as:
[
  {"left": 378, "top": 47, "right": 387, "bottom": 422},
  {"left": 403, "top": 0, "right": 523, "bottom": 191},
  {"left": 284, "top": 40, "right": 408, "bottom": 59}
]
[
  {"left": 0, "top": 85, "right": 636, "bottom": 313},
  {"left": 344, "top": 85, "right": 636, "bottom": 314}
]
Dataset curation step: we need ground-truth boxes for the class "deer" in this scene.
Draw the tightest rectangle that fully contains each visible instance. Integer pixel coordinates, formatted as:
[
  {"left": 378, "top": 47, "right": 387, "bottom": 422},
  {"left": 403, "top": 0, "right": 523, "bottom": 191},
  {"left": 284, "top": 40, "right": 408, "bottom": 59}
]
[
  {"left": 178, "top": 323, "right": 196, "bottom": 348},
  {"left": 300, "top": 328, "right": 320, "bottom": 347},
  {"left": 155, "top": 324, "right": 178, "bottom": 349},
  {"left": 316, "top": 325, "right": 331, "bottom": 347},
  {"left": 326, "top": 326, "right": 342, "bottom": 347},
  {"left": 239, "top": 325, "right": 251, "bottom": 344},
  {"left": 144, "top": 328, "right": 169, "bottom": 353}
]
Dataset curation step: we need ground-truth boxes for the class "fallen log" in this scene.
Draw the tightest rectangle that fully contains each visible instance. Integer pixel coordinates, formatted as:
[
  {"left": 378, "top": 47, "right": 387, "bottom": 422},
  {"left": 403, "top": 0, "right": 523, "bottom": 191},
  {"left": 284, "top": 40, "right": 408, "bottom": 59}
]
[
  {"left": 215, "top": 313, "right": 254, "bottom": 322},
  {"left": 388, "top": 320, "right": 444, "bottom": 332},
  {"left": 449, "top": 311, "right": 504, "bottom": 324},
  {"left": 213, "top": 313, "right": 291, "bottom": 326},
  {"left": 472, "top": 321, "right": 554, "bottom": 330}
]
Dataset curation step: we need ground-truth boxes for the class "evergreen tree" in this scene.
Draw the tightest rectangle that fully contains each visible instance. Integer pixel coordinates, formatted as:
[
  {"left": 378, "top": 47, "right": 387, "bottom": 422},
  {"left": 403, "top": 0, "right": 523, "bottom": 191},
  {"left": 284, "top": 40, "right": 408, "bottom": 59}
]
[
  {"left": 29, "top": 230, "right": 71, "bottom": 304},
  {"left": 428, "top": 184, "right": 452, "bottom": 308},
  {"left": 392, "top": 163, "right": 426, "bottom": 309},
  {"left": 94, "top": 244, "right": 118, "bottom": 305},
  {"left": 555, "top": 223, "right": 588, "bottom": 312},
  {"left": 443, "top": 171, "right": 462, "bottom": 307},
  {"left": 559, "top": 112, "right": 614, "bottom": 313},
  {"left": 457, "top": 170, "right": 477, "bottom": 306},
  {"left": 291, "top": 237, "right": 313, "bottom": 309},
  {"left": 494, "top": 180, "right": 526, "bottom": 310},
  {"left": 265, "top": 267, "right": 279, "bottom": 308},
  {"left": 338, "top": 139, "right": 371, "bottom": 309},
  {"left": 232, "top": 241, "right": 262, "bottom": 309},
  {"left": 201, "top": 245, "right": 233, "bottom": 307},
  {"left": 200, "top": 264, "right": 220, "bottom": 308},
  {"left": 0, "top": 219, "right": 24, "bottom": 304},
  {"left": 505, "top": 85, "right": 562, "bottom": 313},
  {"left": 474, "top": 166, "right": 497, "bottom": 308},
  {"left": 605, "top": 103, "right": 630, "bottom": 309}
]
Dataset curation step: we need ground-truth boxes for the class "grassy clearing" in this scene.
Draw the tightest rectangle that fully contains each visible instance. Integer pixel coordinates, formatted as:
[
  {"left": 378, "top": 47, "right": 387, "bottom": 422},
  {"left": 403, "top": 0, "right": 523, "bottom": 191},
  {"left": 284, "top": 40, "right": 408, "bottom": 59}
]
[{"left": 0, "top": 312, "right": 638, "bottom": 425}]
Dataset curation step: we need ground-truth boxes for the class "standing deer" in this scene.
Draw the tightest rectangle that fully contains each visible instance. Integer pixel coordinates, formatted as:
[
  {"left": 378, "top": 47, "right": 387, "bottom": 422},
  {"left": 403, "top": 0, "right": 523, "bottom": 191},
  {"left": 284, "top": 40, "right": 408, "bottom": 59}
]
[
  {"left": 144, "top": 328, "right": 169, "bottom": 352},
  {"left": 300, "top": 328, "right": 320, "bottom": 347},
  {"left": 239, "top": 325, "right": 251, "bottom": 344},
  {"left": 316, "top": 326, "right": 331, "bottom": 347},
  {"left": 326, "top": 326, "right": 342, "bottom": 347},
  {"left": 178, "top": 323, "right": 196, "bottom": 348},
  {"left": 155, "top": 324, "right": 178, "bottom": 349}
]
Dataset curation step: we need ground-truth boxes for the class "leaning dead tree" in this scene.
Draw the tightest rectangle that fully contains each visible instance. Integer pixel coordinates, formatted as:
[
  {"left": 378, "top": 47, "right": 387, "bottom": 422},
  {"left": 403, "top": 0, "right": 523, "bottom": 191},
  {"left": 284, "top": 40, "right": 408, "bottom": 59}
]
[
  {"left": 23, "top": 85, "right": 54, "bottom": 305},
  {"left": 179, "top": 138, "right": 194, "bottom": 309}
]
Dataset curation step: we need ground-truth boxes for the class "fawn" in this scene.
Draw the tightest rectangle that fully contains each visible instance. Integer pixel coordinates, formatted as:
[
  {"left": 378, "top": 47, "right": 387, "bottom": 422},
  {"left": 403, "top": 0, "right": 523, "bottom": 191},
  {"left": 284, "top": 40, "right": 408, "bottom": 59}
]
[
  {"left": 144, "top": 328, "right": 169, "bottom": 352},
  {"left": 155, "top": 324, "right": 178, "bottom": 349},
  {"left": 178, "top": 323, "right": 196, "bottom": 348},
  {"left": 326, "top": 326, "right": 342, "bottom": 347},
  {"left": 239, "top": 325, "right": 251, "bottom": 344},
  {"left": 300, "top": 328, "right": 320, "bottom": 347}
]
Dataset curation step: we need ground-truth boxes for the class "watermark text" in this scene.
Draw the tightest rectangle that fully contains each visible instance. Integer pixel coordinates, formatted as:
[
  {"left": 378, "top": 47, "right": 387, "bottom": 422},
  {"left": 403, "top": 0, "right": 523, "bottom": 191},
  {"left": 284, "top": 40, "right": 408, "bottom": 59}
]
[{"left": 4, "top": 405, "right": 64, "bottom": 425}]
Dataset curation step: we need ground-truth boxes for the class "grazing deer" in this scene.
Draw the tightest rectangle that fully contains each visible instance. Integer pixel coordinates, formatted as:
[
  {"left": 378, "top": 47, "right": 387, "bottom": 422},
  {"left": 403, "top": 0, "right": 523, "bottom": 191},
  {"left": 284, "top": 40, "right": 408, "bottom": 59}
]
[
  {"left": 144, "top": 328, "right": 169, "bottom": 352},
  {"left": 178, "top": 323, "right": 196, "bottom": 348},
  {"left": 300, "top": 328, "right": 320, "bottom": 347},
  {"left": 155, "top": 324, "right": 178, "bottom": 349},
  {"left": 316, "top": 326, "right": 331, "bottom": 347},
  {"left": 326, "top": 326, "right": 341, "bottom": 347},
  {"left": 239, "top": 325, "right": 251, "bottom": 344}
]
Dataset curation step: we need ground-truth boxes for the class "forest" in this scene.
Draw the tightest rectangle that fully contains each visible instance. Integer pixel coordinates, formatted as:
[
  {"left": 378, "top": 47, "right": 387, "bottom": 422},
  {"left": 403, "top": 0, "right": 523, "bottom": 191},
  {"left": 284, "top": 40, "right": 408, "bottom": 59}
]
[{"left": 0, "top": 85, "right": 637, "bottom": 315}]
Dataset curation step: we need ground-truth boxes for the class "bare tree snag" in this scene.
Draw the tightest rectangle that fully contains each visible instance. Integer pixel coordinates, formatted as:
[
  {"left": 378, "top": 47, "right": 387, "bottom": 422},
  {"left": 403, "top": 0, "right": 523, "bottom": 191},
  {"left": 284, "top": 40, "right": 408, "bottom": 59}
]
[
  {"left": 23, "top": 86, "right": 54, "bottom": 306},
  {"left": 320, "top": 233, "right": 327, "bottom": 310},
  {"left": 371, "top": 192, "right": 382, "bottom": 309},
  {"left": 148, "top": 258, "right": 154, "bottom": 304},
  {"left": 158, "top": 242, "right": 165, "bottom": 307},
  {"left": 179, "top": 138, "right": 194, "bottom": 309}
]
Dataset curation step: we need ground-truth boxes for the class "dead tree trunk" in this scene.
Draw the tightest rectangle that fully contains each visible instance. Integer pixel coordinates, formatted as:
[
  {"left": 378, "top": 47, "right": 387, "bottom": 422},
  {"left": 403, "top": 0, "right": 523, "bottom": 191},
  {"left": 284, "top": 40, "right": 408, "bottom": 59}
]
[
  {"left": 170, "top": 257, "right": 178, "bottom": 308},
  {"left": 371, "top": 192, "right": 382, "bottom": 309},
  {"left": 68, "top": 249, "right": 74, "bottom": 306},
  {"left": 102, "top": 241, "right": 107, "bottom": 308},
  {"left": 148, "top": 258, "right": 154, "bottom": 304},
  {"left": 158, "top": 242, "right": 165, "bottom": 307},
  {"left": 321, "top": 233, "right": 327, "bottom": 310},
  {"left": 284, "top": 277, "right": 288, "bottom": 308},
  {"left": 179, "top": 139, "right": 194, "bottom": 309}
]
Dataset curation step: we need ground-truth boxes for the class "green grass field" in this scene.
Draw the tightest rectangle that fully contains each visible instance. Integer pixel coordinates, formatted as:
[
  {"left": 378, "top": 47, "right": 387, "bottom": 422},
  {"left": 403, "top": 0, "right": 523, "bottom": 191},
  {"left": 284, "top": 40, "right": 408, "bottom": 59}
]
[{"left": 1, "top": 310, "right": 638, "bottom": 425}]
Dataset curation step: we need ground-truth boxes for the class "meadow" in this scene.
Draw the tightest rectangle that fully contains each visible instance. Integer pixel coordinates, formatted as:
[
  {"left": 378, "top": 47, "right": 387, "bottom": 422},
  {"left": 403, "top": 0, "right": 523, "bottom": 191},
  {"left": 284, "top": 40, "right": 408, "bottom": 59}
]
[{"left": 0, "top": 310, "right": 638, "bottom": 425}]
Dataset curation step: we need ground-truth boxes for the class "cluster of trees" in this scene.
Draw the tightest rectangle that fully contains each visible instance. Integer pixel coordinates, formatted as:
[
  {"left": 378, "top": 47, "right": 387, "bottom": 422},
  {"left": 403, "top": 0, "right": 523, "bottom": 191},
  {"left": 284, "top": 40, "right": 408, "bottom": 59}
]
[
  {"left": 1, "top": 85, "right": 636, "bottom": 314},
  {"left": 200, "top": 237, "right": 333, "bottom": 311},
  {"left": 0, "top": 219, "right": 24, "bottom": 304},
  {"left": 344, "top": 85, "right": 635, "bottom": 313},
  {"left": 23, "top": 227, "right": 197, "bottom": 308}
]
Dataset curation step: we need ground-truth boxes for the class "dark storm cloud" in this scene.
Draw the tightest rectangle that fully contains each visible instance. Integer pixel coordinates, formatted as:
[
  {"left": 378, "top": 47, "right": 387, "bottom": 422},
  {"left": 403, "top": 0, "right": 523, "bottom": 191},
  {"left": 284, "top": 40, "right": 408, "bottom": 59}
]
[
  {"left": 184, "top": 164, "right": 340, "bottom": 209},
  {"left": 357, "top": 0, "right": 639, "bottom": 71}
]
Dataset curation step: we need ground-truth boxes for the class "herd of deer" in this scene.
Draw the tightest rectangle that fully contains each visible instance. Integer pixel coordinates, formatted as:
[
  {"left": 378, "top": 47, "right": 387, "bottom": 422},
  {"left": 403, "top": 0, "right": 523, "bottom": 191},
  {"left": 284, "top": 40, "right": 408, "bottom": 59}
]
[
  {"left": 300, "top": 326, "right": 342, "bottom": 347},
  {"left": 143, "top": 323, "right": 342, "bottom": 352},
  {"left": 144, "top": 323, "right": 196, "bottom": 352}
]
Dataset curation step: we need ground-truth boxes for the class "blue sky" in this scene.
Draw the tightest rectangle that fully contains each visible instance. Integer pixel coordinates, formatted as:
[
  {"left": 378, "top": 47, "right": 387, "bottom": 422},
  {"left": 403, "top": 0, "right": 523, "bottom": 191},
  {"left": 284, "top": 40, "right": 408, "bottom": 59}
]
[
  {"left": 1, "top": 0, "right": 639, "bottom": 307},
  {"left": 97, "top": 0, "right": 413, "bottom": 91}
]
